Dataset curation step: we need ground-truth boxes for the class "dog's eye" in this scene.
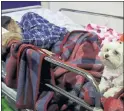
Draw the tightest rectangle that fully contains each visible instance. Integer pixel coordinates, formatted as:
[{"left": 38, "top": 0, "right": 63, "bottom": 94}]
[
  {"left": 114, "top": 50, "right": 119, "bottom": 55},
  {"left": 106, "top": 49, "right": 109, "bottom": 52}
]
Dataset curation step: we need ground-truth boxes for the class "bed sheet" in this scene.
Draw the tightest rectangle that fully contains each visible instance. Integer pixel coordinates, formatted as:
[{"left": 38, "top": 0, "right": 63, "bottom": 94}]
[{"left": 2, "top": 8, "right": 84, "bottom": 31}]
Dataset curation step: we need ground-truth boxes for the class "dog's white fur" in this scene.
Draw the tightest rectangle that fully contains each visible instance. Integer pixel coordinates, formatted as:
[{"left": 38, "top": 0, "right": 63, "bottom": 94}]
[
  {"left": 99, "top": 41, "right": 123, "bottom": 98},
  {"left": 94, "top": 41, "right": 123, "bottom": 111}
]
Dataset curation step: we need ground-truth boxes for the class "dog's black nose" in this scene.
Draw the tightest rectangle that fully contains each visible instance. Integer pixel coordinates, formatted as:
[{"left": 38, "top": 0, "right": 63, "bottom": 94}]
[{"left": 105, "top": 54, "right": 109, "bottom": 58}]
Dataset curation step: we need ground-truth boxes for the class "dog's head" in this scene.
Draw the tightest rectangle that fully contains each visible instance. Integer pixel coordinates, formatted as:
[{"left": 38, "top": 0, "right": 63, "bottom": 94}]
[{"left": 99, "top": 41, "right": 123, "bottom": 69}]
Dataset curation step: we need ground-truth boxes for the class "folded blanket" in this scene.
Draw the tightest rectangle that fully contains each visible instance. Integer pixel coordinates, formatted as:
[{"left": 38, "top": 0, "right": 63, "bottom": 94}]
[
  {"left": 3, "top": 41, "right": 123, "bottom": 111},
  {"left": 4, "top": 42, "right": 55, "bottom": 110}
]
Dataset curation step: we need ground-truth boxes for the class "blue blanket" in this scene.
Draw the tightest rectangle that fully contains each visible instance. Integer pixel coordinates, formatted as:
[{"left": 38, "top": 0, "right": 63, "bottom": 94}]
[{"left": 18, "top": 12, "right": 68, "bottom": 49}]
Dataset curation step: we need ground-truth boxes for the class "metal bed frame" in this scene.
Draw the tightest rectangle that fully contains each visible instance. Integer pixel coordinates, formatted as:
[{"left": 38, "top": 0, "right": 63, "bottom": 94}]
[{"left": 2, "top": 8, "right": 123, "bottom": 111}]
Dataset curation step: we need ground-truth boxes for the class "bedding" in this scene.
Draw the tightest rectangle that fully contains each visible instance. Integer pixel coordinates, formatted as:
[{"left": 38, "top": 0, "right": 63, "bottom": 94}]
[
  {"left": 4, "top": 42, "right": 55, "bottom": 110},
  {"left": 85, "top": 23, "right": 121, "bottom": 45},
  {"left": 51, "top": 30, "right": 104, "bottom": 109},
  {"left": 17, "top": 12, "right": 68, "bottom": 49},
  {"left": 2, "top": 7, "right": 123, "bottom": 111},
  {"left": 2, "top": 8, "right": 85, "bottom": 31},
  {"left": 3, "top": 40, "right": 123, "bottom": 111},
  {"left": 2, "top": 8, "right": 121, "bottom": 47},
  {"left": 2, "top": 41, "right": 96, "bottom": 111},
  {"left": 2, "top": 8, "right": 84, "bottom": 49},
  {"left": 52, "top": 30, "right": 104, "bottom": 79}
]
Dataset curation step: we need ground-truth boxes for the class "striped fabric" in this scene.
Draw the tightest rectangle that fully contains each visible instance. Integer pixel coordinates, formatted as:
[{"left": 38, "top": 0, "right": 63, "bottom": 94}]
[
  {"left": 3, "top": 40, "right": 124, "bottom": 111},
  {"left": 52, "top": 30, "right": 104, "bottom": 79},
  {"left": 4, "top": 43, "right": 55, "bottom": 110},
  {"left": 50, "top": 30, "right": 104, "bottom": 110}
]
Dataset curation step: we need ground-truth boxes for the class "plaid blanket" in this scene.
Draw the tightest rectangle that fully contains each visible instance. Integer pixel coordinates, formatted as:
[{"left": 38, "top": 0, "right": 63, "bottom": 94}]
[
  {"left": 18, "top": 12, "right": 68, "bottom": 49},
  {"left": 4, "top": 43, "right": 55, "bottom": 110},
  {"left": 51, "top": 30, "right": 124, "bottom": 110},
  {"left": 3, "top": 40, "right": 124, "bottom": 111},
  {"left": 52, "top": 30, "right": 104, "bottom": 79},
  {"left": 49, "top": 30, "right": 104, "bottom": 110}
]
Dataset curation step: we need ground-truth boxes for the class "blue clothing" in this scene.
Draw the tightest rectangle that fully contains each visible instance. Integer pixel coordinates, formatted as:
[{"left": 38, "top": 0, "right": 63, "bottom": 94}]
[{"left": 18, "top": 12, "right": 68, "bottom": 49}]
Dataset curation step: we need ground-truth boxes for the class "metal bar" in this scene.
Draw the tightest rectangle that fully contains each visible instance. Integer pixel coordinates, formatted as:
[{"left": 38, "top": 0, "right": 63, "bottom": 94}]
[
  {"left": 2, "top": 82, "right": 31, "bottom": 111},
  {"left": 2, "top": 53, "right": 100, "bottom": 109},
  {"left": 2, "top": 77, "right": 93, "bottom": 111},
  {"left": 44, "top": 56, "right": 101, "bottom": 108},
  {"left": 59, "top": 8, "right": 124, "bottom": 20},
  {"left": 2, "top": 71, "right": 93, "bottom": 110},
  {"left": 46, "top": 84, "right": 93, "bottom": 111},
  {"left": 45, "top": 57, "right": 100, "bottom": 93},
  {"left": 2, "top": 82, "right": 16, "bottom": 101}
]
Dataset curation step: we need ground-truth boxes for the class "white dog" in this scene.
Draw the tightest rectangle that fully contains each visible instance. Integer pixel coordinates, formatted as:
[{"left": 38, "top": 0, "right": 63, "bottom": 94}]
[
  {"left": 94, "top": 41, "right": 123, "bottom": 111},
  {"left": 98, "top": 41, "right": 123, "bottom": 98}
]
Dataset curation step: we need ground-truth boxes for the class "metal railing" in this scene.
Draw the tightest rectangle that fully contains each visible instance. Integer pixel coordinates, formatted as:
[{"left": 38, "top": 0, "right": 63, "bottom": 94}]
[
  {"left": 59, "top": 8, "right": 124, "bottom": 20},
  {"left": 2, "top": 51, "right": 99, "bottom": 111}
]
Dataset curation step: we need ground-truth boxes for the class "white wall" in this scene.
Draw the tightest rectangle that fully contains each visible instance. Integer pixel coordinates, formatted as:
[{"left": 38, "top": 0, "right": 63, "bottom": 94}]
[
  {"left": 48, "top": 2, "right": 123, "bottom": 33},
  {"left": 41, "top": 2, "right": 49, "bottom": 9}
]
